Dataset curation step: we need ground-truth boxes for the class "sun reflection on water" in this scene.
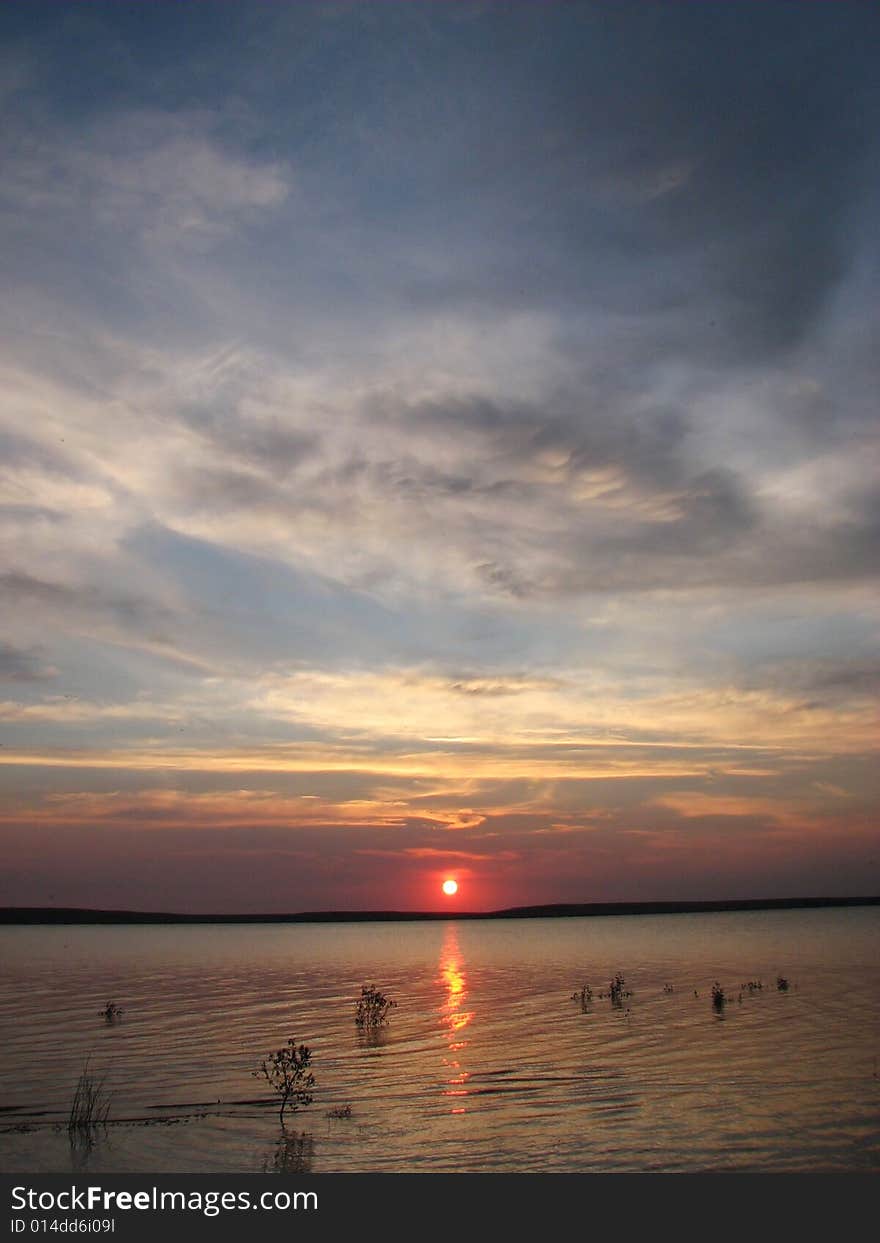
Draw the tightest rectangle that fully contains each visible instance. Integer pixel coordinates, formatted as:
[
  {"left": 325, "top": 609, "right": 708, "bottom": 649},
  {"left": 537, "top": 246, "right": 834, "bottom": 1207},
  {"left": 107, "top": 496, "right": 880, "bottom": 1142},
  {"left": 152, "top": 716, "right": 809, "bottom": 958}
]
[{"left": 439, "top": 922, "right": 473, "bottom": 1111}]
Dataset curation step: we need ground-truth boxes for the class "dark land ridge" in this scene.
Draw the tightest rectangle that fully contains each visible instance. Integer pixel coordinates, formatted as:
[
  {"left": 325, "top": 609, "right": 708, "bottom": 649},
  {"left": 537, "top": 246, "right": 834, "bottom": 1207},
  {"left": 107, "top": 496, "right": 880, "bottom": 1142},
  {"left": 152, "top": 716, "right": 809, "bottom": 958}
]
[{"left": 1, "top": 896, "right": 877, "bottom": 925}]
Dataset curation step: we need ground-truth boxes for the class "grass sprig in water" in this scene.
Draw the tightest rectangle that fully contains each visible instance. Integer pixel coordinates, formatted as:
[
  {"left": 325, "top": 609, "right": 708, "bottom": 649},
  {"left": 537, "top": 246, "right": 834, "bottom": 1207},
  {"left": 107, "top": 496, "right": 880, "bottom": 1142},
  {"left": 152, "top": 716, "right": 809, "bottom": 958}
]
[{"left": 68, "top": 1060, "right": 111, "bottom": 1133}]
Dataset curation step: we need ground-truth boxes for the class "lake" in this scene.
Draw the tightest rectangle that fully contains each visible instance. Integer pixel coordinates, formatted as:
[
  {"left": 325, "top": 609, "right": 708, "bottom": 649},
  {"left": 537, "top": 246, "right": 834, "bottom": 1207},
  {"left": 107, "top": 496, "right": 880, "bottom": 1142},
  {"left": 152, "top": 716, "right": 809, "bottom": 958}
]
[{"left": 1, "top": 907, "right": 878, "bottom": 1172}]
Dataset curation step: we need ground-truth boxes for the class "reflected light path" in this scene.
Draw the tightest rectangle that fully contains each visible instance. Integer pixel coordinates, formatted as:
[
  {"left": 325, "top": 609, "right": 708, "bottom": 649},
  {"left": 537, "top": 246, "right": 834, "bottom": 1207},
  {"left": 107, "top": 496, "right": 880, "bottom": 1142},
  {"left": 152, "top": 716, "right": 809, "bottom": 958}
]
[{"left": 438, "top": 922, "right": 473, "bottom": 1112}]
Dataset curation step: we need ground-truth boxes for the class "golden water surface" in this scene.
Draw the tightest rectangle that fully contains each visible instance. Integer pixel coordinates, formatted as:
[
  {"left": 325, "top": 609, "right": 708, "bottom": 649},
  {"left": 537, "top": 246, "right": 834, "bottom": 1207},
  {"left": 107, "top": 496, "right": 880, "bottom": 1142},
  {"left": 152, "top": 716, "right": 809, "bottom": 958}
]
[{"left": 0, "top": 908, "right": 878, "bottom": 1172}]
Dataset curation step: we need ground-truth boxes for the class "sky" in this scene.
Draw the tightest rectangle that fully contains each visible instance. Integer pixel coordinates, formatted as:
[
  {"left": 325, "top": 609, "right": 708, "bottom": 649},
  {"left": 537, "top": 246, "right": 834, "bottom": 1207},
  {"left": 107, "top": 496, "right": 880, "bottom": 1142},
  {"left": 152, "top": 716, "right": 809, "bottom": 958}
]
[{"left": 0, "top": 1, "right": 878, "bottom": 913}]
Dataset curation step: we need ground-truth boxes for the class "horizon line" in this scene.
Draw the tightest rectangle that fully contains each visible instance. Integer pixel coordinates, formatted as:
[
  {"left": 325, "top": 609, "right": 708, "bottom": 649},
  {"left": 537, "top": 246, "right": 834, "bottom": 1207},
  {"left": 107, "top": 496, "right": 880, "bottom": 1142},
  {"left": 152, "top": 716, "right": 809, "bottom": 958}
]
[{"left": 1, "top": 895, "right": 878, "bottom": 925}]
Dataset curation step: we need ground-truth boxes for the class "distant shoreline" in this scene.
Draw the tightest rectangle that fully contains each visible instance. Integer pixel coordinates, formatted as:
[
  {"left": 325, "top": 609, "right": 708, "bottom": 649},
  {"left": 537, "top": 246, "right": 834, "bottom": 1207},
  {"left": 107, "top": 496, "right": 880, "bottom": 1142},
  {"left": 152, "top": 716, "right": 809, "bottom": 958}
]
[{"left": 1, "top": 895, "right": 877, "bottom": 926}]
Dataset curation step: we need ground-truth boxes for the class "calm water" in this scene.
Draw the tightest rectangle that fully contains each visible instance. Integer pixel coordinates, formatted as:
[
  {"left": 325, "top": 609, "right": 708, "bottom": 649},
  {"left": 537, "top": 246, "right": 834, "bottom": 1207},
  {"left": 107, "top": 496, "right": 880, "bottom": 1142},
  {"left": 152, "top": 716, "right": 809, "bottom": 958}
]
[{"left": 1, "top": 908, "right": 878, "bottom": 1173}]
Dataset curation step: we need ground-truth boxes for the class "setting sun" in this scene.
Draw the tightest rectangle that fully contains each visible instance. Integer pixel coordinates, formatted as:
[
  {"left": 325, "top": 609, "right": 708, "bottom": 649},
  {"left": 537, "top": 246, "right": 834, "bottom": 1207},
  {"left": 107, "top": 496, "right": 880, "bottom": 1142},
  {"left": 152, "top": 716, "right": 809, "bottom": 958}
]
[{"left": 442, "top": 879, "right": 458, "bottom": 896}]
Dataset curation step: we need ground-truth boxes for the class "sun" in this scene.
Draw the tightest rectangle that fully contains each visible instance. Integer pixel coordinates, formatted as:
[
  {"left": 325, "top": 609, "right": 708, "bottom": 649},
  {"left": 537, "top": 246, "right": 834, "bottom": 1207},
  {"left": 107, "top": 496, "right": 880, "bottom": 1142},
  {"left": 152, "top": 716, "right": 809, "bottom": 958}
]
[{"left": 442, "top": 878, "right": 458, "bottom": 896}]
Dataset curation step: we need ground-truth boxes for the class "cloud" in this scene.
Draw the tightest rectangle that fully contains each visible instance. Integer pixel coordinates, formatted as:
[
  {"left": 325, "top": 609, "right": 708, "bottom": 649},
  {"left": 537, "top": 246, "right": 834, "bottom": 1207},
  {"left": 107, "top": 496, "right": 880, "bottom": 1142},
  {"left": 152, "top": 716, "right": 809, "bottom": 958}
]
[
  {"left": 0, "top": 571, "right": 177, "bottom": 644},
  {"left": 807, "top": 662, "right": 880, "bottom": 700},
  {"left": 30, "top": 342, "right": 854, "bottom": 611},
  {"left": 2, "top": 109, "right": 289, "bottom": 244},
  {"left": 0, "top": 641, "right": 56, "bottom": 683},
  {"left": 356, "top": 847, "right": 519, "bottom": 862}
]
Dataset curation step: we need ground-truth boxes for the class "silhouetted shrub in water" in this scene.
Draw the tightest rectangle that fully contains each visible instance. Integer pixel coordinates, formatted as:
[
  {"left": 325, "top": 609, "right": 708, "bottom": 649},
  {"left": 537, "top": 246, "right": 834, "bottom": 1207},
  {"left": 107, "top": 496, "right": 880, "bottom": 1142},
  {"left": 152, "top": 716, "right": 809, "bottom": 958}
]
[
  {"left": 571, "top": 984, "right": 593, "bottom": 1006},
  {"left": 68, "top": 1061, "right": 111, "bottom": 1133},
  {"left": 355, "top": 984, "right": 395, "bottom": 1029},
  {"left": 100, "top": 1001, "right": 123, "bottom": 1023},
  {"left": 663, "top": 984, "right": 675, "bottom": 994},
  {"left": 254, "top": 1040, "right": 315, "bottom": 1124},
  {"left": 711, "top": 982, "right": 726, "bottom": 1011},
  {"left": 599, "top": 974, "right": 632, "bottom": 1006},
  {"left": 776, "top": 975, "right": 790, "bottom": 991},
  {"left": 326, "top": 1104, "right": 353, "bottom": 1119}
]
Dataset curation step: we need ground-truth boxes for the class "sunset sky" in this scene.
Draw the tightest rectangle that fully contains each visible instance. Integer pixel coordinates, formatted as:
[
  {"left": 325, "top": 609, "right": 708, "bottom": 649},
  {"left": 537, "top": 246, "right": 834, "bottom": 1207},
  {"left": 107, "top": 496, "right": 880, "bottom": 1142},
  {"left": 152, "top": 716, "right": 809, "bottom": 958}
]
[{"left": 1, "top": 2, "right": 878, "bottom": 913}]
